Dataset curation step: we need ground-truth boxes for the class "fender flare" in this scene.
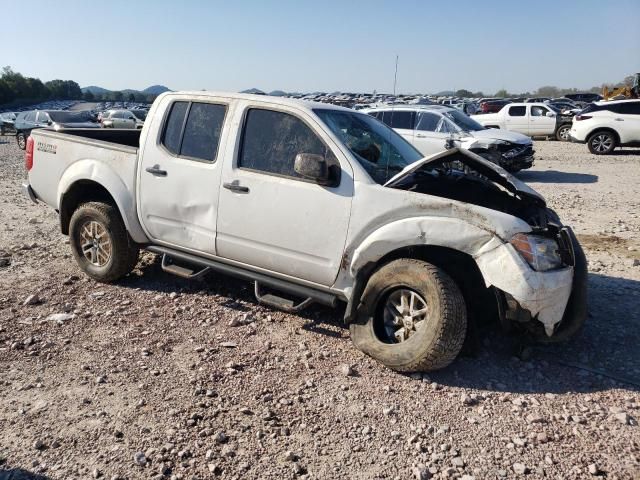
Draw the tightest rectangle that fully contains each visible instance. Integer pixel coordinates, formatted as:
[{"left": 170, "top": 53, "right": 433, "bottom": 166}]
[{"left": 57, "top": 159, "right": 148, "bottom": 243}]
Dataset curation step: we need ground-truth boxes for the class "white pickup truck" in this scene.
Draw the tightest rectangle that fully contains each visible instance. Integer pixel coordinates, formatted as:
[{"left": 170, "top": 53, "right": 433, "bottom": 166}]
[
  {"left": 472, "top": 103, "right": 574, "bottom": 141},
  {"left": 23, "top": 92, "right": 587, "bottom": 372}
]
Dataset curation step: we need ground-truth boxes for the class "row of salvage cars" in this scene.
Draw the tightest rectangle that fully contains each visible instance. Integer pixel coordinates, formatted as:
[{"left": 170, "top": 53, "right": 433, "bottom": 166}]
[
  {"left": 364, "top": 105, "right": 535, "bottom": 172},
  {"left": 5, "top": 108, "right": 148, "bottom": 150}
]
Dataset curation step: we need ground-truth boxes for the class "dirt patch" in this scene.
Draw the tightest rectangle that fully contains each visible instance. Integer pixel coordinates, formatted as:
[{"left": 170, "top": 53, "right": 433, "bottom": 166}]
[{"left": 577, "top": 234, "right": 640, "bottom": 260}]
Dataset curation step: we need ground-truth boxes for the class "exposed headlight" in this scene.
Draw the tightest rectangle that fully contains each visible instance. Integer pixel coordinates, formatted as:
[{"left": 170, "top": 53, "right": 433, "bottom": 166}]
[{"left": 510, "top": 233, "right": 563, "bottom": 271}]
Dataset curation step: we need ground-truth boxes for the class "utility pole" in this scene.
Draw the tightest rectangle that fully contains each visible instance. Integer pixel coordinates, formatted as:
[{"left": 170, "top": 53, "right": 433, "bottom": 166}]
[{"left": 393, "top": 55, "right": 399, "bottom": 96}]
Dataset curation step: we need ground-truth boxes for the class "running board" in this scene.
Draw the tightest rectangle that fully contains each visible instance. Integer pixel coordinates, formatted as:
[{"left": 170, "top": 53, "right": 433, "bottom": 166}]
[
  {"left": 147, "top": 246, "right": 338, "bottom": 308},
  {"left": 254, "top": 282, "right": 314, "bottom": 313},
  {"left": 161, "top": 254, "right": 211, "bottom": 279}
]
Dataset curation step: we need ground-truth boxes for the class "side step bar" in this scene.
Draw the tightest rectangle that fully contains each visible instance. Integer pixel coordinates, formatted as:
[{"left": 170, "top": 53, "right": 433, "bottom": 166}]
[
  {"left": 161, "top": 254, "right": 211, "bottom": 279},
  {"left": 254, "top": 282, "right": 314, "bottom": 313},
  {"left": 147, "top": 246, "right": 338, "bottom": 309}
]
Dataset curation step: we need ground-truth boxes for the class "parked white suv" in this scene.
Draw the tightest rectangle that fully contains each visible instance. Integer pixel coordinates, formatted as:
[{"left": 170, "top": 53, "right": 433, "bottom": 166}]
[
  {"left": 569, "top": 100, "right": 640, "bottom": 154},
  {"left": 365, "top": 105, "right": 534, "bottom": 172}
]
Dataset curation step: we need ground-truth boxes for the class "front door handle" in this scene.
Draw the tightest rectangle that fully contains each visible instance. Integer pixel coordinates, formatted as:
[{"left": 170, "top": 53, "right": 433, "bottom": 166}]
[
  {"left": 415, "top": 133, "right": 427, "bottom": 138},
  {"left": 145, "top": 165, "right": 167, "bottom": 177},
  {"left": 223, "top": 182, "right": 250, "bottom": 193},
  {"left": 614, "top": 118, "right": 624, "bottom": 121}
]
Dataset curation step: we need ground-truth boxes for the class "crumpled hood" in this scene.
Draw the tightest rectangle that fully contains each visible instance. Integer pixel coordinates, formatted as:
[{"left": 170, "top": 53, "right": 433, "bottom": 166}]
[
  {"left": 467, "top": 128, "right": 531, "bottom": 144},
  {"left": 384, "top": 147, "right": 545, "bottom": 206}
]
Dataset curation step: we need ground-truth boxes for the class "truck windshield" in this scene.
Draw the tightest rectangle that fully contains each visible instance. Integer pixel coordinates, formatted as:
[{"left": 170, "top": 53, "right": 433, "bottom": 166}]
[
  {"left": 442, "top": 110, "right": 485, "bottom": 132},
  {"left": 315, "top": 109, "right": 423, "bottom": 184}
]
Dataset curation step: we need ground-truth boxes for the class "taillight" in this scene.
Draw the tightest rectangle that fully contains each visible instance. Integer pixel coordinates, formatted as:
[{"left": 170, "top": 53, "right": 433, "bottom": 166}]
[
  {"left": 575, "top": 115, "right": 591, "bottom": 121},
  {"left": 25, "top": 136, "right": 34, "bottom": 171}
]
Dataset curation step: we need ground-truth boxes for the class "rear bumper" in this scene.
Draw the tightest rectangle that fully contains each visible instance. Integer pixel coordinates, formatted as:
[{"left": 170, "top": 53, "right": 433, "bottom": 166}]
[
  {"left": 569, "top": 133, "right": 585, "bottom": 144},
  {"left": 22, "top": 183, "right": 38, "bottom": 204}
]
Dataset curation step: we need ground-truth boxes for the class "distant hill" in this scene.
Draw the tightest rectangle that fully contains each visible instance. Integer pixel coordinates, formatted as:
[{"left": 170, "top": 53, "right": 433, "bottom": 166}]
[
  {"left": 240, "top": 88, "right": 265, "bottom": 95},
  {"left": 81, "top": 85, "right": 172, "bottom": 96},
  {"left": 269, "top": 90, "right": 287, "bottom": 97},
  {"left": 142, "top": 85, "right": 171, "bottom": 95},
  {"left": 82, "top": 86, "right": 111, "bottom": 95}
]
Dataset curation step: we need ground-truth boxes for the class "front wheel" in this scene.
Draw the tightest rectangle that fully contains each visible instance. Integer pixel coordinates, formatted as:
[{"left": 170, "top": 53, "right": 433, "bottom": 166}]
[
  {"left": 350, "top": 259, "right": 467, "bottom": 372},
  {"left": 16, "top": 132, "right": 26, "bottom": 150},
  {"left": 69, "top": 202, "right": 139, "bottom": 283},
  {"left": 556, "top": 124, "right": 571, "bottom": 142},
  {"left": 587, "top": 131, "right": 616, "bottom": 154}
]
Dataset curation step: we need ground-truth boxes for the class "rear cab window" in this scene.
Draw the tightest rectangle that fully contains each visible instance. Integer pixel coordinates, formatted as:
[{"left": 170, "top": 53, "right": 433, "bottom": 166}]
[{"left": 508, "top": 106, "right": 526, "bottom": 117}]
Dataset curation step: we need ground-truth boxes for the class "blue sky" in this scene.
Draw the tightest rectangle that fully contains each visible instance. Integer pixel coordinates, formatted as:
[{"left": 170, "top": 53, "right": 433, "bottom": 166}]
[{"left": 3, "top": 0, "right": 639, "bottom": 94}]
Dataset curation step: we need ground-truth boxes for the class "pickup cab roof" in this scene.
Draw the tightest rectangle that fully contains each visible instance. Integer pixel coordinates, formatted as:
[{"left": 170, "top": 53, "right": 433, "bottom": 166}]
[{"left": 157, "top": 91, "right": 354, "bottom": 114}]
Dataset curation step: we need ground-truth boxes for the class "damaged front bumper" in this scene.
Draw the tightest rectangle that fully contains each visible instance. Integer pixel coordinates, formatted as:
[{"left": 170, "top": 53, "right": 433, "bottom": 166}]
[
  {"left": 478, "top": 227, "right": 587, "bottom": 341},
  {"left": 473, "top": 144, "right": 534, "bottom": 172}
]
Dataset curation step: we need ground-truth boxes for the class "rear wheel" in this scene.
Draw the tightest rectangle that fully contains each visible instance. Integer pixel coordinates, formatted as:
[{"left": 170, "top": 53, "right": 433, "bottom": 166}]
[
  {"left": 587, "top": 130, "right": 616, "bottom": 154},
  {"left": 69, "top": 202, "right": 139, "bottom": 283},
  {"left": 556, "top": 124, "right": 571, "bottom": 142},
  {"left": 349, "top": 259, "right": 467, "bottom": 372},
  {"left": 16, "top": 132, "right": 26, "bottom": 150}
]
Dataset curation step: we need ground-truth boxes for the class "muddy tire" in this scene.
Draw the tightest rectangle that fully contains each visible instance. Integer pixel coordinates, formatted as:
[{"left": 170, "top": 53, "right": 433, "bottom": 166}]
[
  {"left": 555, "top": 124, "right": 571, "bottom": 142},
  {"left": 16, "top": 132, "right": 26, "bottom": 150},
  {"left": 587, "top": 130, "right": 616, "bottom": 154},
  {"left": 69, "top": 202, "right": 139, "bottom": 283},
  {"left": 349, "top": 259, "right": 467, "bottom": 372}
]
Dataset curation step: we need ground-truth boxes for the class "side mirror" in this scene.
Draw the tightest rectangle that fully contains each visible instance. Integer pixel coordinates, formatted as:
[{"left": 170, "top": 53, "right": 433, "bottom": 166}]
[
  {"left": 545, "top": 111, "right": 555, "bottom": 117},
  {"left": 294, "top": 153, "right": 329, "bottom": 184}
]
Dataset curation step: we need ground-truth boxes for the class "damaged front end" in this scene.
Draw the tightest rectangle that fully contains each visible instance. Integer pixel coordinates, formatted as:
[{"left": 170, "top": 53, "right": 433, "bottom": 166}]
[
  {"left": 384, "top": 149, "right": 587, "bottom": 341},
  {"left": 465, "top": 139, "right": 534, "bottom": 173}
]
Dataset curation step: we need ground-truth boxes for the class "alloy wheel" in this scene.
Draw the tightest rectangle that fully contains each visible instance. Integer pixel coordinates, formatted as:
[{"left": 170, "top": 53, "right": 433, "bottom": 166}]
[
  {"left": 381, "top": 288, "right": 429, "bottom": 343},
  {"left": 79, "top": 220, "right": 112, "bottom": 267}
]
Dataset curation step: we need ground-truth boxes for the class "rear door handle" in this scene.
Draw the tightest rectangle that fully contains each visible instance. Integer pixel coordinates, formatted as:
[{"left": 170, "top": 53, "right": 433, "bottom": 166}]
[
  {"left": 145, "top": 165, "right": 167, "bottom": 177},
  {"left": 223, "top": 182, "right": 250, "bottom": 193},
  {"left": 614, "top": 118, "right": 624, "bottom": 121}
]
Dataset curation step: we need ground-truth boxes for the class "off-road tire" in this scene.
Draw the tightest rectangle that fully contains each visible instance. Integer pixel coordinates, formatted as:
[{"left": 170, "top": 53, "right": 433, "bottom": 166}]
[
  {"left": 16, "top": 132, "right": 26, "bottom": 150},
  {"left": 587, "top": 130, "right": 617, "bottom": 154},
  {"left": 349, "top": 259, "right": 467, "bottom": 372},
  {"left": 69, "top": 202, "right": 139, "bottom": 283},
  {"left": 556, "top": 124, "right": 571, "bottom": 142}
]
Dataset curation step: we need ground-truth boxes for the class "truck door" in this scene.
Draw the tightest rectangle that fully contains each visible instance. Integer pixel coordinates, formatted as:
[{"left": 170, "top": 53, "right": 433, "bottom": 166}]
[
  {"left": 503, "top": 105, "right": 529, "bottom": 135},
  {"left": 137, "top": 99, "right": 231, "bottom": 255},
  {"left": 412, "top": 111, "right": 449, "bottom": 155},
  {"left": 529, "top": 105, "right": 556, "bottom": 136},
  {"left": 216, "top": 105, "right": 353, "bottom": 286}
]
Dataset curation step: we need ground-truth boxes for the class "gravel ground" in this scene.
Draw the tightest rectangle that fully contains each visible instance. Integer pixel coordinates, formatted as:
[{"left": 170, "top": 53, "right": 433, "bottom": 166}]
[{"left": 0, "top": 135, "right": 639, "bottom": 480}]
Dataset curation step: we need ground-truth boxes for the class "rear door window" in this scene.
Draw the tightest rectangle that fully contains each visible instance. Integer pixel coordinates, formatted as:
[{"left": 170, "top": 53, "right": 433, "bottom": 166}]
[
  {"left": 387, "top": 111, "right": 415, "bottom": 129},
  {"left": 36, "top": 112, "right": 50, "bottom": 123},
  {"left": 617, "top": 102, "right": 640, "bottom": 115},
  {"left": 508, "top": 106, "right": 526, "bottom": 116},
  {"left": 180, "top": 103, "right": 227, "bottom": 161},
  {"left": 414, "top": 112, "right": 441, "bottom": 131}
]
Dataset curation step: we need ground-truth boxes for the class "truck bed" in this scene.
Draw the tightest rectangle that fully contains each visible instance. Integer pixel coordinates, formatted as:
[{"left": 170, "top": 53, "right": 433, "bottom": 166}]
[
  {"left": 51, "top": 127, "right": 142, "bottom": 148},
  {"left": 27, "top": 128, "right": 143, "bottom": 241}
]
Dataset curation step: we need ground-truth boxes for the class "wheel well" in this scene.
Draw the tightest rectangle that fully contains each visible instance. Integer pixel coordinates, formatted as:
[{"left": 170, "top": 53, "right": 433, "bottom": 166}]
[
  {"left": 348, "top": 245, "right": 497, "bottom": 327},
  {"left": 59, "top": 180, "right": 118, "bottom": 235},
  {"left": 587, "top": 128, "right": 620, "bottom": 144}
]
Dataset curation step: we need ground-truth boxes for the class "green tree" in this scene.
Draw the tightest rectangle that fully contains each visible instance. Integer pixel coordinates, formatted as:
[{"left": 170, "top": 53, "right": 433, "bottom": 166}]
[
  {"left": 495, "top": 89, "right": 509, "bottom": 98},
  {"left": 83, "top": 90, "right": 95, "bottom": 101},
  {"left": 455, "top": 89, "right": 473, "bottom": 98},
  {"left": 535, "top": 85, "right": 560, "bottom": 98},
  {"left": 127, "top": 93, "right": 135, "bottom": 102}
]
